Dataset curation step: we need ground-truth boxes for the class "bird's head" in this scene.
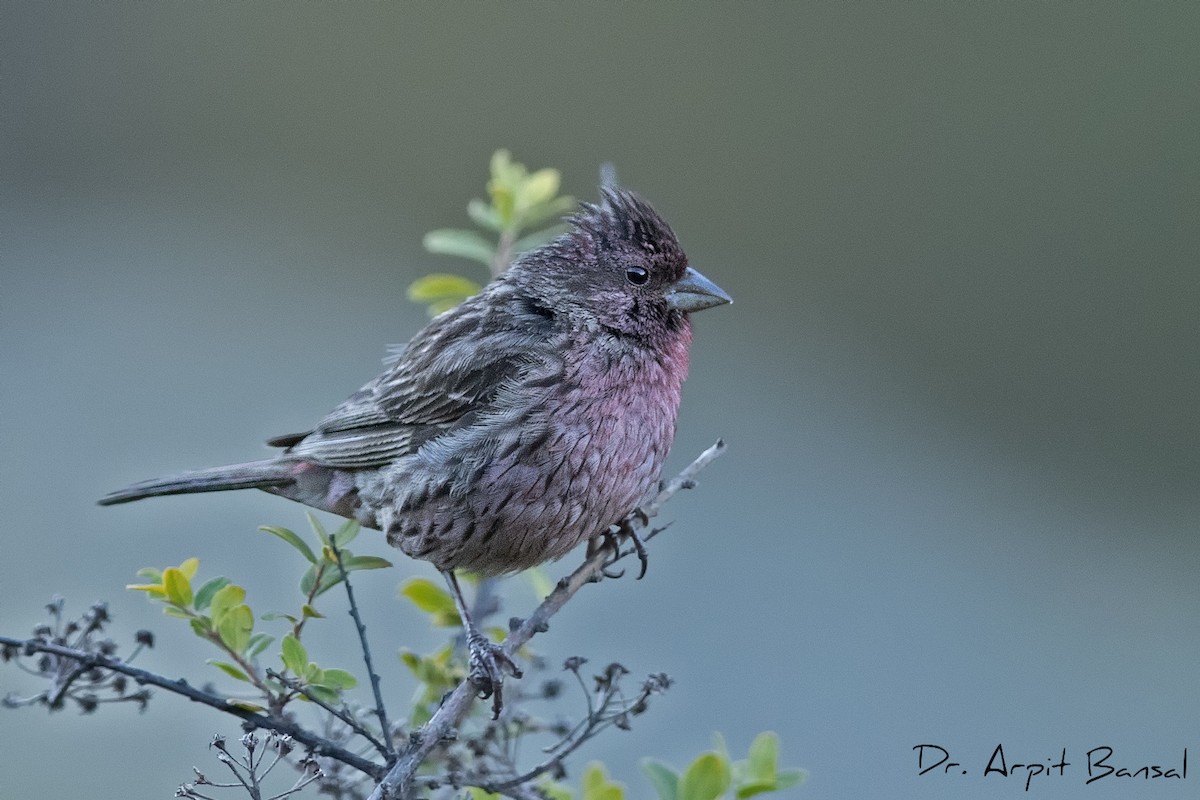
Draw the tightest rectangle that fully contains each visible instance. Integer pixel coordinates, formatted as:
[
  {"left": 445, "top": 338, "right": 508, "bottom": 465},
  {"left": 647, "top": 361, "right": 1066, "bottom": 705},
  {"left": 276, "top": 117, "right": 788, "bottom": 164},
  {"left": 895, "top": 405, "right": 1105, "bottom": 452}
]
[{"left": 509, "top": 187, "right": 731, "bottom": 339}]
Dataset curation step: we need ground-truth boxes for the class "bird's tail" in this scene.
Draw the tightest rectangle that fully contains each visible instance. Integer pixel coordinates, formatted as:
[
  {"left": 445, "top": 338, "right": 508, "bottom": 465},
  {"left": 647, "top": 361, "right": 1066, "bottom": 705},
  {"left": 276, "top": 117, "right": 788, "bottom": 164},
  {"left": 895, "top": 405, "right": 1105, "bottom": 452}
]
[{"left": 98, "top": 460, "right": 294, "bottom": 506}]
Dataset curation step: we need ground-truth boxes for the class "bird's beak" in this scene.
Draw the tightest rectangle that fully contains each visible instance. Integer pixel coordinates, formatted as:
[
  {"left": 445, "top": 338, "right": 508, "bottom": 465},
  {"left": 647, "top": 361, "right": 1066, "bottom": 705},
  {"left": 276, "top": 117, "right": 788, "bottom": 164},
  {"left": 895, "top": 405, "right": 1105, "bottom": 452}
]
[{"left": 665, "top": 267, "right": 732, "bottom": 312}]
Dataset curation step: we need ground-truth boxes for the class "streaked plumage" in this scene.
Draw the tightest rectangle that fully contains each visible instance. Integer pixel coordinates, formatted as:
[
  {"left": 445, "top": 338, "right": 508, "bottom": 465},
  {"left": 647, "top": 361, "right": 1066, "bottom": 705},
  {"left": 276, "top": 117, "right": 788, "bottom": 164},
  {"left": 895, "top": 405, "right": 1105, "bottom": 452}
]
[{"left": 100, "top": 186, "right": 730, "bottom": 712}]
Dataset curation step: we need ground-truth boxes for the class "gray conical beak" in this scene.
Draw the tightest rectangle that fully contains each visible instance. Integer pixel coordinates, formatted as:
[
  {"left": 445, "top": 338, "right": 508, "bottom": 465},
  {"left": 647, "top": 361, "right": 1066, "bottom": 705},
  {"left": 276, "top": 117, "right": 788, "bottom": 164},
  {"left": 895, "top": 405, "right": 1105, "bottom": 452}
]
[{"left": 666, "top": 267, "right": 732, "bottom": 312}]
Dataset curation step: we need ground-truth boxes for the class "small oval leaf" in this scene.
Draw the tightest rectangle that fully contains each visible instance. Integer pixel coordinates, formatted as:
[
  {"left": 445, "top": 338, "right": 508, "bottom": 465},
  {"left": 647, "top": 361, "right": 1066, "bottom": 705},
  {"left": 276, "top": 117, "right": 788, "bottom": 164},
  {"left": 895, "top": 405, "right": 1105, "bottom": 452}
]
[
  {"left": 218, "top": 604, "right": 253, "bottom": 654},
  {"left": 746, "top": 731, "right": 779, "bottom": 782},
  {"left": 320, "top": 668, "right": 358, "bottom": 690},
  {"left": 678, "top": 753, "right": 731, "bottom": 800},
  {"left": 162, "top": 567, "right": 193, "bottom": 608},
  {"left": 259, "top": 526, "right": 317, "bottom": 564},
  {"left": 281, "top": 633, "right": 307, "bottom": 676},
  {"left": 421, "top": 230, "right": 496, "bottom": 266},
  {"left": 193, "top": 576, "right": 231, "bottom": 611},
  {"left": 641, "top": 758, "right": 679, "bottom": 800},
  {"left": 207, "top": 659, "right": 251, "bottom": 682},
  {"left": 344, "top": 555, "right": 393, "bottom": 572},
  {"left": 209, "top": 584, "right": 246, "bottom": 623}
]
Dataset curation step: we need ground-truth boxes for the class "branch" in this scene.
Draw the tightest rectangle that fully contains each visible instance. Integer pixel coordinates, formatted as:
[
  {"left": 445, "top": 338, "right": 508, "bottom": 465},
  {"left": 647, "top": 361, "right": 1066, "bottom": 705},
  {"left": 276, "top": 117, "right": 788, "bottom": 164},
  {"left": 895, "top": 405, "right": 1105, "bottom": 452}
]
[
  {"left": 329, "top": 540, "right": 396, "bottom": 757},
  {"left": 265, "top": 669, "right": 391, "bottom": 760},
  {"left": 368, "top": 439, "right": 726, "bottom": 800},
  {"left": 0, "top": 636, "right": 384, "bottom": 779},
  {"left": 476, "top": 666, "right": 671, "bottom": 795}
]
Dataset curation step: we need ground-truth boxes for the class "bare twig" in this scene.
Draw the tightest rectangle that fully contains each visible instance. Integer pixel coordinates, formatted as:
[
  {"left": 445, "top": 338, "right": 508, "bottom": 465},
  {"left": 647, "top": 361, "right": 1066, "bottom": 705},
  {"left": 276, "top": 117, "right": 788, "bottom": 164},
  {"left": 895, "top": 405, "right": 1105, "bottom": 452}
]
[
  {"left": 367, "top": 439, "right": 726, "bottom": 800},
  {"left": 265, "top": 669, "right": 390, "bottom": 760},
  {"left": 472, "top": 666, "right": 670, "bottom": 794},
  {"left": 328, "top": 540, "right": 396, "bottom": 757},
  {"left": 0, "top": 635, "right": 383, "bottom": 779}
]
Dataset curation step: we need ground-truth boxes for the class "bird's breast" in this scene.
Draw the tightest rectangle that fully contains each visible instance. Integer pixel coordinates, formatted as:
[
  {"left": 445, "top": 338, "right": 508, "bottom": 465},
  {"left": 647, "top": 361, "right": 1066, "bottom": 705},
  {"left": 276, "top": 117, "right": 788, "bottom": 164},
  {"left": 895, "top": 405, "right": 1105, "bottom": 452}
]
[{"left": 377, "top": 334, "right": 692, "bottom": 575}]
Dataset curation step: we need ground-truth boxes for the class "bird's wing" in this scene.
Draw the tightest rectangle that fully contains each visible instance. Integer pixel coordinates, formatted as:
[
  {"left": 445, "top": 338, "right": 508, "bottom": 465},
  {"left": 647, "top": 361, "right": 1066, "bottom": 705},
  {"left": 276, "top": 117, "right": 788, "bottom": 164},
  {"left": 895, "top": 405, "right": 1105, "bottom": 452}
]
[{"left": 270, "top": 290, "right": 552, "bottom": 469}]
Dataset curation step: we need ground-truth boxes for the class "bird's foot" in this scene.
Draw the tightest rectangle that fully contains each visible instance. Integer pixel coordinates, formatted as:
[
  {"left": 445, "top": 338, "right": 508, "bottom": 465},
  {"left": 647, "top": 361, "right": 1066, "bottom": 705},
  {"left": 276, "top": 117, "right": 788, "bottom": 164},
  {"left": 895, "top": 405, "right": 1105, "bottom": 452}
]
[
  {"left": 466, "top": 630, "right": 523, "bottom": 719},
  {"left": 594, "top": 511, "right": 650, "bottom": 580}
]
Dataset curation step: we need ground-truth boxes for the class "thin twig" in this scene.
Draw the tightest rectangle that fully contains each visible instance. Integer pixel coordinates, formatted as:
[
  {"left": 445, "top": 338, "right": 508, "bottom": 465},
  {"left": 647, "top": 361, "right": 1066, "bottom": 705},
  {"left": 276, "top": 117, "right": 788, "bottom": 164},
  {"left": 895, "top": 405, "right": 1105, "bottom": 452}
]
[
  {"left": 265, "top": 669, "right": 391, "bottom": 760},
  {"left": 481, "top": 669, "right": 668, "bottom": 794},
  {"left": 0, "top": 635, "right": 383, "bottom": 779},
  {"left": 328, "top": 540, "right": 396, "bottom": 758},
  {"left": 367, "top": 439, "right": 726, "bottom": 800}
]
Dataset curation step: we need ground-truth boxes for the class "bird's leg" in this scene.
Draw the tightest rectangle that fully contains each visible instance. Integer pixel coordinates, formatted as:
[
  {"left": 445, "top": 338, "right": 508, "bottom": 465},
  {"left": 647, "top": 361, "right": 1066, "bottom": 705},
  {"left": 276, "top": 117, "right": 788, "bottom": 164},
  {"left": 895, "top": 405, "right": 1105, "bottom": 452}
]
[
  {"left": 443, "top": 570, "right": 523, "bottom": 719},
  {"left": 590, "top": 508, "right": 651, "bottom": 580},
  {"left": 616, "top": 511, "right": 650, "bottom": 580},
  {"left": 588, "top": 529, "right": 626, "bottom": 579}
]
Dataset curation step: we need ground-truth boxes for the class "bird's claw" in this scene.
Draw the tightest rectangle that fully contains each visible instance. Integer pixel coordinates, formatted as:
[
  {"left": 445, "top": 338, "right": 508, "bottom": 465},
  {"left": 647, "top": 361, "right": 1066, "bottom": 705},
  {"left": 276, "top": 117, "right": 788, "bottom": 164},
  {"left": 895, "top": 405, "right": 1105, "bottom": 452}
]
[
  {"left": 466, "top": 631, "right": 523, "bottom": 719},
  {"left": 614, "top": 515, "right": 650, "bottom": 579},
  {"left": 593, "top": 514, "right": 650, "bottom": 580}
]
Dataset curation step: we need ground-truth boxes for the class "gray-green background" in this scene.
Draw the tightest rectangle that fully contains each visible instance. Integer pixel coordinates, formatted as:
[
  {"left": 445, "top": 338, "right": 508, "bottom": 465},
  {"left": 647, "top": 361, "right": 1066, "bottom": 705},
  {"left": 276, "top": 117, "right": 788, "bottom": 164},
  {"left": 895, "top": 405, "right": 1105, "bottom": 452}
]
[{"left": 2, "top": 4, "right": 1197, "bottom": 799}]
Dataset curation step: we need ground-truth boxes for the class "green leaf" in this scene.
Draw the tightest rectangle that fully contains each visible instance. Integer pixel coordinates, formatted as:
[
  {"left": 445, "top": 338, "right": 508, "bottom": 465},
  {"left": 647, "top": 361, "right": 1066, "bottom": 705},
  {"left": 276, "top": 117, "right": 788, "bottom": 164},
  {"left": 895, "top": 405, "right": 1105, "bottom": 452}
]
[
  {"left": 343, "top": 555, "right": 393, "bottom": 572},
  {"left": 490, "top": 186, "right": 515, "bottom": 225},
  {"left": 489, "top": 148, "right": 512, "bottom": 177},
  {"left": 260, "top": 525, "right": 317, "bottom": 564},
  {"left": 312, "top": 566, "right": 344, "bottom": 597},
  {"left": 467, "top": 198, "right": 503, "bottom": 231},
  {"left": 678, "top": 753, "right": 731, "bottom": 800},
  {"left": 209, "top": 584, "right": 246, "bottom": 623},
  {"left": 399, "top": 577, "right": 460, "bottom": 626},
  {"left": 161, "top": 567, "right": 193, "bottom": 607},
  {"left": 319, "top": 668, "right": 357, "bottom": 690},
  {"left": 301, "top": 604, "right": 324, "bottom": 619},
  {"left": 306, "top": 513, "right": 331, "bottom": 546},
  {"left": 527, "top": 567, "right": 554, "bottom": 601},
  {"left": 399, "top": 648, "right": 459, "bottom": 687},
  {"left": 260, "top": 611, "right": 299, "bottom": 624},
  {"left": 246, "top": 633, "right": 274, "bottom": 659},
  {"left": 746, "top": 732, "right": 779, "bottom": 782},
  {"left": 162, "top": 606, "right": 192, "bottom": 619},
  {"left": 641, "top": 758, "right": 679, "bottom": 800},
  {"left": 126, "top": 583, "right": 167, "bottom": 598},
  {"left": 281, "top": 633, "right": 307, "bottom": 676},
  {"left": 536, "top": 779, "right": 574, "bottom": 800},
  {"left": 331, "top": 519, "right": 360, "bottom": 547},
  {"left": 178, "top": 558, "right": 200, "bottom": 579},
  {"left": 189, "top": 618, "right": 209, "bottom": 637},
  {"left": 407, "top": 272, "right": 485, "bottom": 312},
  {"left": 305, "top": 684, "right": 340, "bottom": 705},
  {"left": 299, "top": 563, "right": 321, "bottom": 597},
  {"left": 581, "top": 762, "right": 624, "bottom": 800},
  {"left": 193, "top": 576, "right": 231, "bottom": 611},
  {"left": 465, "top": 789, "right": 502, "bottom": 800},
  {"left": 136, "top": 567, "right": 163, "bottom": 582},
  {"left": 515, "top": 195, "right": 576, "bottom": 231},
  {"left": 225, "top": 699, "right": 266, "bottom": 712},
  {"left": 775, "top": 770, "right": 805, "bottom": 790},
  {"left": 518, "top": 168, "right": 561, "bottom": 210},
  {"left": 217, "top": 604, "right": 254, "bottom": 654},
  {"left": 206, "top": 659, "right": 251, "bottom": 682},
  {"left": 421, "top": 230, "right": 496, "bottom": 266},
  {"left": 734, "top": 782, "right": 775, "bottom": 799}
]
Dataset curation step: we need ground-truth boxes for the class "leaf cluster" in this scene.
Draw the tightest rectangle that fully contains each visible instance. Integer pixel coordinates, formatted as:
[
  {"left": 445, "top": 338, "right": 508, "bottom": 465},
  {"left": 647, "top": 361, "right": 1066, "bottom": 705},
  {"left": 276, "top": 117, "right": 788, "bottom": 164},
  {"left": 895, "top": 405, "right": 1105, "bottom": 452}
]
[
  {"left": 409, "top": 149, "right": 576, "bottom": 314},
  {"left": 642, "top": 733, "right": 805, "bottom": 800},
  {"left": 127, "top": 514, "right": 390, "bottom": 713}
]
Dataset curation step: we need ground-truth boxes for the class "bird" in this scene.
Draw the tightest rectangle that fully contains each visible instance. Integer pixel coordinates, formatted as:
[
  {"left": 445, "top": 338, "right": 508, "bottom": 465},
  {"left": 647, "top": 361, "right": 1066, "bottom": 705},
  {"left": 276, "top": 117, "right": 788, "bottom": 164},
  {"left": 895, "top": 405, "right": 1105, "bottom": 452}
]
[{"left": 100, "top": 185, "right": 731, "bottom": 715}]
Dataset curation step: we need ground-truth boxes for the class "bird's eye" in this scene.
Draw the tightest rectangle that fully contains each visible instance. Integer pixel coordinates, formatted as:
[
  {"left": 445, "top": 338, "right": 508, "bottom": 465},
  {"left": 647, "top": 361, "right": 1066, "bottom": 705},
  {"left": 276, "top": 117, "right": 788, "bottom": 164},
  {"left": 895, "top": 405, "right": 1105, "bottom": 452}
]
[{"left": 625, "top": 266, "right": 650, "bottom": 286}]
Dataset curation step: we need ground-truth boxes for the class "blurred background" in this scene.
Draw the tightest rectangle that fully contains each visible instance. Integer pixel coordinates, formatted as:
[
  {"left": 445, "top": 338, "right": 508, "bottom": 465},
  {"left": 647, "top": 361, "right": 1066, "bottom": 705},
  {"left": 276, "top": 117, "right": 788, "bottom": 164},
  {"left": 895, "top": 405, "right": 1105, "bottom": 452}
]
[{"left": 2, "top": 4, "right": 1197, "bottom": 799}]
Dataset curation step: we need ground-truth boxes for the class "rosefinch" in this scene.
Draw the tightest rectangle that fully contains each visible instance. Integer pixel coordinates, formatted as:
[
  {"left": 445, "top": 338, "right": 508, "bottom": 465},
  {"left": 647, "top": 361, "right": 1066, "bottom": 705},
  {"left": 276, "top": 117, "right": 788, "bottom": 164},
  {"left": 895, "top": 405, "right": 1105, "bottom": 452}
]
[{"left": 100, "top": 186, "right": 730, "bottom": 713}]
